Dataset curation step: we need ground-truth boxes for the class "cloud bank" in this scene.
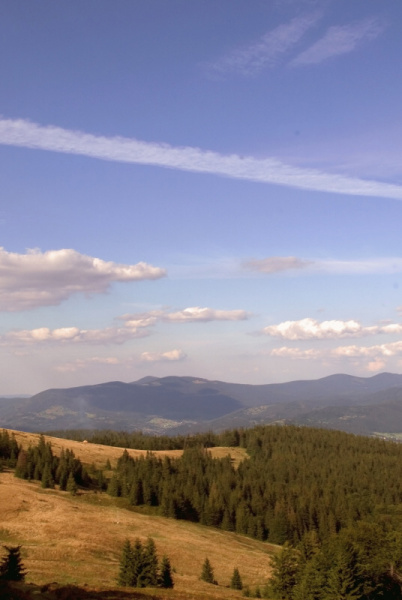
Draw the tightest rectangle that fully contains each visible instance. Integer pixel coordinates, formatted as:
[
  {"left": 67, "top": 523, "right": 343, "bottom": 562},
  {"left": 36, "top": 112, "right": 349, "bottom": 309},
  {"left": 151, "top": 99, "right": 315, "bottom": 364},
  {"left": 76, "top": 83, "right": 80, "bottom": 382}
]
[
  {"left": 1, "top": 118, "right": 402, "bottom": 199},
  {"left": 2, "top": 306, "right": 248, "bottom": 347},
  {"left": 0, "top": 247, "right": 166, "bottom": 311},
  {"left": 291, "top": 17, "right": 385, "bottom": 66},
  {"left": 263, "top": 317, "right": 402, "bottom": 340}
]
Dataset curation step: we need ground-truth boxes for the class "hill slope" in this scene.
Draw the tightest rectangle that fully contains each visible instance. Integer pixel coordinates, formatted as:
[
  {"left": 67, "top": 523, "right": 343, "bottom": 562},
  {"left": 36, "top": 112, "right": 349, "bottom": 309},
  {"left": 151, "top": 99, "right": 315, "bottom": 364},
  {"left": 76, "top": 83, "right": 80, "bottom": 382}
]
[{"left": 0, "top": 470, "right": 275, "bottom": 597}]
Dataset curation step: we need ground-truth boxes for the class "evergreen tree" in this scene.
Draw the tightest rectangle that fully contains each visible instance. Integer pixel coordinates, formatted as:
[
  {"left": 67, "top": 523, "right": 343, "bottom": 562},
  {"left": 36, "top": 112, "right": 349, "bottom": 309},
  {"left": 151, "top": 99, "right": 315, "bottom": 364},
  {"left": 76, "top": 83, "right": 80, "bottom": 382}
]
[
  {"left": 138, "top": 537, "right": 158, "bottom": 587},
  {"left": 200, "top": 557, "right": 217, "bottom": 584},
  {"left": 231, "top": 567, "right": 243, "bottom": 590},
  {"left": 269, "top": 543, "right": 300, "bottom": 599},
  {"left": 0, "top": 546, "right": 26, "bottom": 581},
  {"left": 118, "top": 539, "right": 134, "bottom": 587},
  {"left": 159, "top": 555, "right": 174, "bottom": 588},
  {"left": 130, "top": 538, "right": 144, "bottom": 587},
  {"left": 66, "top": 472, "right": 78, "bottom": 496}
]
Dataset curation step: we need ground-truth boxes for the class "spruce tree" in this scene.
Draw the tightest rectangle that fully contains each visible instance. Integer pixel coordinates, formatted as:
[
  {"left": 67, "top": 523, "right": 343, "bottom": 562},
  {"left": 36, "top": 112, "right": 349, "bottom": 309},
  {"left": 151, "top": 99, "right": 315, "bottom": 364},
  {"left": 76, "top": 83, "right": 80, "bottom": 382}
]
[
  {"left": 118, "top": 539, "right": 134, "bottom": 587},
  {"left": 130, "top": 538, "right": 144, "bottom": 587},
  {"left": 159, "top": 555, "right": 174, "bottom": 588},
  {"left": 0, "top": 546, "right": 26, "bottom": 581},
  {"left": 66, "top": 472, "right": 78, "bottom": 496},
  {"left": 138, "top": 537, "right": 158, "bottom": 587},
  {"left": 231, "top": 567, "right": 243, "bottom": 590},
  {"left": 200, "top": 557, "right": 216, "bottom": 584}
]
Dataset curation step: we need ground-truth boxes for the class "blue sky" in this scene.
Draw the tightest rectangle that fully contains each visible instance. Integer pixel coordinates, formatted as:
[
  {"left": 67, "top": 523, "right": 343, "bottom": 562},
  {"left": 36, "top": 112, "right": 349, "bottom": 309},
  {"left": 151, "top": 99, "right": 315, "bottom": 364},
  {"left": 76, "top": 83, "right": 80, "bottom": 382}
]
[{"left": 1, "top": 0, "right": 402, "bottom": 394}]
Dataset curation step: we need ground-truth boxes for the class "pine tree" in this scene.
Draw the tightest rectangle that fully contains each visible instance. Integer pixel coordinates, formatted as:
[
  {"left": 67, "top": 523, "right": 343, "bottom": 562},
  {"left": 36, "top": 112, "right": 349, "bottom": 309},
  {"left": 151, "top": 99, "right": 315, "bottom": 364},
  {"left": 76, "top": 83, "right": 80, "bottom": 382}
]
[
  {"left": 159, "top": 555, "right": 174, "bottom": 588},
  {"left": 118, "top": 539, "right": 134, "bottom": 586},
  {"left": 201, "top": 557, "right": 217, "bottom": 584},
  {"left": 66, "top": 472, "right": 78, "bottom": 496},
  {"left": 231, "top": 567, "right": 243, "bottom": 590},
  {"left": 0, "top": 546, "right": 26, "bottom": 581},
  {"left": 269, "top": 543, "right": 300, "bottom": 599},
  {"left": 138, "top": 537, "right": 158, "bottom": 587},
  {"left": 130, "top": 538, "right": 144, "bottom": 587}
]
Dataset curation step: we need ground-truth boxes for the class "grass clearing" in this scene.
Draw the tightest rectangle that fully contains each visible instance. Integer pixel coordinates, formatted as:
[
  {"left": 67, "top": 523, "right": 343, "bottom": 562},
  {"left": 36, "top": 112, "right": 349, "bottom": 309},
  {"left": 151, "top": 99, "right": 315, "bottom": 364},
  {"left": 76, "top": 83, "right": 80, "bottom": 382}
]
[
  {"left": 1, "top": 430, "right": 272, "bottom": 599},
  {"left": 0, "top": 472, "right": 276, "bottom": 597},
  {"left": 7, "top": 429, "right": 248, "bottom": 468}
]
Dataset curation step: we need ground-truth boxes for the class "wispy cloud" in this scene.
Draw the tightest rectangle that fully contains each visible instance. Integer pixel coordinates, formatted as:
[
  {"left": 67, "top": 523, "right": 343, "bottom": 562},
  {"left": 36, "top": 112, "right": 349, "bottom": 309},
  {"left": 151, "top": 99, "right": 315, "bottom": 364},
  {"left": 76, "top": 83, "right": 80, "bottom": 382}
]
[
  {"left": 271, "top": 347, "right": 321, "bottom": 359},
  {"left": 2, "top": 306, "right": 249, "bottom": 347},
  {"left": 0, "top": 247, "right": 166, "bottom": 311},
  {"left": 270, "top": 341, "right": 402, "bottom": 371},
  {"left": 163, "top": 307, "right": 248, "bottom": 323},
  {"left": 244, "top": 256, "right": 312, "bottom": 274},
  {"left": 291, "top": 17, "right": 385, "bottom": 66},
  {"left": 121, "top": 306, "right": 249, "bottom": 325},
  {"left": 263, "top": 317, "right": 402, "bottom": 340},
  {"left": 208, "top": 13, "right": 320, "bottom": 76},
  {"left": 1, "top": 118, "right": 402, "bottom": 199},
  {"left": 3, "top": 325, "right": 150, "bottom": 346},
  {"left": 140, "top": 349, "right": 187, "bottom": 362},
  {"left": 243, "top": 256, "right": 402, "bottom": 276}
]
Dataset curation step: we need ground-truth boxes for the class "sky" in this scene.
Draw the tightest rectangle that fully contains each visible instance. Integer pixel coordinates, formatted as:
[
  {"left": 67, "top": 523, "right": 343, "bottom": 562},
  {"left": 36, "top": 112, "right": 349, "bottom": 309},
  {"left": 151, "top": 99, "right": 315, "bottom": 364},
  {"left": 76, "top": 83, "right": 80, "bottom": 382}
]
[{"left": 1, "top": 0, "right": 402, "bottom": 395}]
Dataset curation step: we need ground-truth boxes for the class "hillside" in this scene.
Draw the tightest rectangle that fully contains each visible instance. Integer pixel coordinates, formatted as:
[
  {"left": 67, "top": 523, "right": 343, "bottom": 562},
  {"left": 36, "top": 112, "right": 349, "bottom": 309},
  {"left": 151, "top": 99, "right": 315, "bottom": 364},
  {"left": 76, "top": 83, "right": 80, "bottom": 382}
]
[
  {"left": 7, "top": 428, "right": 248, "bottom": 469},
  {"left": 0, "top": 431, "right": 274, "bottom": 600},
  {"left": 2, "top": 372, "right": 402, "bottom": 436}
]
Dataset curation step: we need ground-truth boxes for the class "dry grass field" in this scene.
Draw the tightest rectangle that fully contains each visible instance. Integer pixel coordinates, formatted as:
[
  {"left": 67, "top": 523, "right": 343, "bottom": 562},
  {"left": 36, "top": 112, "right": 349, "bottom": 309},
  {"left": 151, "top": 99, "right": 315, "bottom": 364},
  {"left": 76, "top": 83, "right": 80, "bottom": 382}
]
[
  {"left": 8, "top": 429, "right": 248, "bottom": 469},
  {"left": 1, "top": 430, "right": 276, "bottom": 599}
]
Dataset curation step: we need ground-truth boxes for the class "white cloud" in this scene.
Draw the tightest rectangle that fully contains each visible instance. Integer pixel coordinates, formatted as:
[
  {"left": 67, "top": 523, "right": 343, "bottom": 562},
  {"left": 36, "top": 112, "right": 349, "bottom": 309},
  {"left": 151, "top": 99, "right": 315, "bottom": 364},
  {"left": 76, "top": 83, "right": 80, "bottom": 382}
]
[
  {"left": 3, "top": 324, "right": 150, "bottom": 346},
  {"left": 264, "top": 317, "right": 402, "bottom": 340},
  {"left": 244, "top": 256, "right": 313, "bottom": 274},
  {"left": 2, "top": 305, "right": 248, "bottom": 347},
  {"left": 208, "top": 13, "right": 320, "bottom": 76},
  {"left": 270, "top": 347, "right": 321, "bottom": 359},
  {"left": 140, "top": 349, "right": 187, "bottom": 362},
  {"left": 291, "top": 17, "right": 385, "bottom": 66},
  {"left": 269, "top": 341, "right": 402, "bottom": 368},
  {"left": 1, "top": 118, "right": 402, "bottom": 199},
  {"left": 332, "top": 341, "right": 402, "bottom": 358},
  {"left": 264, "top": 318, "right": 366, "bottom": 340},
  {"left": 0, "top": 247, "right": 166, "bottom": 311},
  {"left": 121, "top": 306, "right": 249, "bottom": 324},
  {"left": 162, "top": 307, "right": 249, "bottom": 322}
]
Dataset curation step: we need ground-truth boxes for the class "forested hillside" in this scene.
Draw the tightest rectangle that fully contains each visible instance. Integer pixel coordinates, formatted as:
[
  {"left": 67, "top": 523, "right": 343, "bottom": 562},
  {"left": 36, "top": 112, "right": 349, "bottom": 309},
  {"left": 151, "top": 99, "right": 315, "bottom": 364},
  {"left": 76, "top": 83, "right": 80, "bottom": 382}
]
[{"left": 2, "top": 425, "right": 402, "bottom": 598}]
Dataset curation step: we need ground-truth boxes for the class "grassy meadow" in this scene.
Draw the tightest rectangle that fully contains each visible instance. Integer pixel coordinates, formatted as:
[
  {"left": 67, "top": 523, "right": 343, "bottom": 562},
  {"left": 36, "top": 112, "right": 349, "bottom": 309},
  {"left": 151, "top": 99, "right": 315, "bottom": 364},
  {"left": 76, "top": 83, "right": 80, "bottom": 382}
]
[{"left": 0, "top": 429, "right": 275, "bottom": 599}]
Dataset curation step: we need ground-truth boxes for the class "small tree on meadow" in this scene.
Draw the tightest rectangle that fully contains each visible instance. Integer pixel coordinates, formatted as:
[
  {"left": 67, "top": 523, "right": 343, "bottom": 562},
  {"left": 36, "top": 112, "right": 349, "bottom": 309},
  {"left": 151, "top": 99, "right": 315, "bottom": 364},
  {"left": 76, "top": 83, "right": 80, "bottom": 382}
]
[
  {"left": 201, "top": 557, "right": 217, "bottom": 585},
  {"left": 159, "top": 555, "right": 174, "bottom": 588},
  {"left": 66, "top": 472, "right": 78, "bottom": 496},
  {"left": 231, "top": 566, "right": 243, "bottom": 590},
  {"left": 138, "top": 537, "right": 158, "bottom": 587},
  {"left": 118, "top": 539, "right": 134, "bottom": 587},
  {"left": 0, "top": 546, "right": 26, "bottom": 581}
]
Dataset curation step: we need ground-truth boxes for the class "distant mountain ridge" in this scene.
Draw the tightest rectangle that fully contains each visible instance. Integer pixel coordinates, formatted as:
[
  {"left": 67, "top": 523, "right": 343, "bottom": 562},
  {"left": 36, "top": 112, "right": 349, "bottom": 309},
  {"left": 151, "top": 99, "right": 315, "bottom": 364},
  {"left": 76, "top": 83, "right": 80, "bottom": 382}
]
[{"left": 2, "top": 372, "right": 402, "bottom": 436}]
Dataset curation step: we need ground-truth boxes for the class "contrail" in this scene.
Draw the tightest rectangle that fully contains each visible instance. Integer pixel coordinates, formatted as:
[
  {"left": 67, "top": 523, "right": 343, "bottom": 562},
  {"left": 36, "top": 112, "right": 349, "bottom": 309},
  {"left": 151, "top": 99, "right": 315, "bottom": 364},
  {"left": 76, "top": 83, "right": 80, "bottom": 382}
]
[{"left": 1, "top": 117, "right": 402, "bottom": 199}]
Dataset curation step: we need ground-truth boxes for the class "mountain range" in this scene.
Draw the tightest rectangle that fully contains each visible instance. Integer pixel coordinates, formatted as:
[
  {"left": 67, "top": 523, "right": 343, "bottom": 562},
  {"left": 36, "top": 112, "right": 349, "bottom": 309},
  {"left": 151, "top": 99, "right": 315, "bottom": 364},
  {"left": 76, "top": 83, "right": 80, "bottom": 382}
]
[{"left": 2, "top": 372, "right": 402, "bottom": 436}]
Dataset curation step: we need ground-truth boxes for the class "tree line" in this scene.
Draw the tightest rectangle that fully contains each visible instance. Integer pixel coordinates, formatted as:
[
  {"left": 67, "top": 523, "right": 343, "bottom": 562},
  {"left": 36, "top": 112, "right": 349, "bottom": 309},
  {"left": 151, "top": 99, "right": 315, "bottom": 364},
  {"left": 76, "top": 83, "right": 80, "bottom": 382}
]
[
  {"left": 46, "top": 427, "right": 242, "bottom": 450},
  {"left": 106, "top": 425, "right": 402, "bottom": 545},
  {"left": 13, "top": 434, "right": 94, "bottom": 492}
]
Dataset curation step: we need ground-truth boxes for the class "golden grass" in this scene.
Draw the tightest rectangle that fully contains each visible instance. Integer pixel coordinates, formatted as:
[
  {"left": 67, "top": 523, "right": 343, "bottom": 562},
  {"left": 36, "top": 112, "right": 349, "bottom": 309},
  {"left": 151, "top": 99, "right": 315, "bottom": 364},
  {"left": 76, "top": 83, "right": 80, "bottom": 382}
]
[
  {"left": 0, "top": 472, "right": 277, "bottom": 599},
  {"left": 1, "top": 430, "right": 274, "bottom": 598},
  {"left": 7, "top": 429, "right": 248, "bottom": 469}
]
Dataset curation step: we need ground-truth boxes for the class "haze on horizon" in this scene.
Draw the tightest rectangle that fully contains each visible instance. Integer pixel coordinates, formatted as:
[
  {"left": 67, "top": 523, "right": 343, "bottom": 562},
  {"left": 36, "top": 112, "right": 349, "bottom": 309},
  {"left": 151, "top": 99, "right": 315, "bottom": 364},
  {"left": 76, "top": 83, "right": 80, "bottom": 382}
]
[{"left": 1, "top": 0, "right": 402, "bottom": 395}]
